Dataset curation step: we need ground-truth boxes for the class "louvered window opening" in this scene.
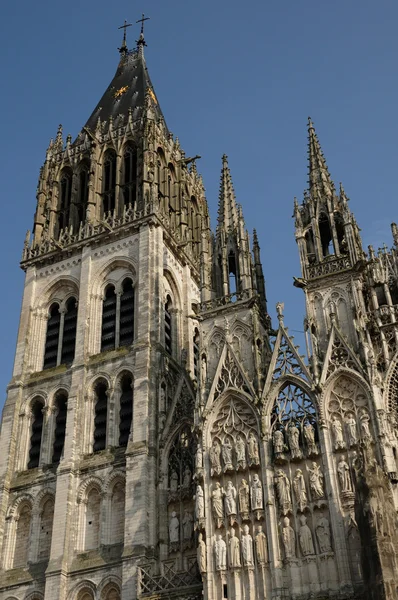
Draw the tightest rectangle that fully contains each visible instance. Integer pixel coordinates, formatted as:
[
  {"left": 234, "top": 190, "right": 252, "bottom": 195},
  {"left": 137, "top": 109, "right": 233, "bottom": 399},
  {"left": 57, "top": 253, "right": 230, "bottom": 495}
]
[
  {"left": 101, "top": 279, "right": 135, "bottom": 353},
  {"left": 102, "top": 152, "right": 116, "bottom": 214},
  {"left": 59, "top": 170, "right": 72, "bottom": 231},
  {"left": 165, "top": 297, "right": 172, "bottom": 355},
  {"left": 93, "top": 383, "right": 108, "bottom": 452},
  {"left": 101, "top": 285, "right": 117, "bottom": 351},
  {"left": 28, "top": 400, "right": 44, "bottom": 469},
  {"left": 122, "top": 146, "right": 137, "bottom": 208},
  {"left": 193, "top": 329, "right": 200, "bottom": 380},
  {"left": 43, "top": 298, "right": 78, "bottom": 370},
  {"left": 43, "top": 303, "right": 61, "bottom": 369},
  {"left": 52, "top": 393, "right": 68, "bottom": 464},
  {"left": 119, "top": 375, "right": 133, "bottom": 447},
  {"left": 119, "top": 279, "right": 134, "bottom": 347},
  {"left": 61, "top": 298, "right": 77, "bottom": 365}
]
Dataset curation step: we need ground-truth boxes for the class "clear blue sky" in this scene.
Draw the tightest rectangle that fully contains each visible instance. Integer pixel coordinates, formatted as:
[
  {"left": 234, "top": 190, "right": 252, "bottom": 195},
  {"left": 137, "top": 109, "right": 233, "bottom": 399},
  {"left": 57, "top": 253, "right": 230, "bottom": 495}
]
[{"left": 0, "top": 0, "right": 397, "bottom": 406}]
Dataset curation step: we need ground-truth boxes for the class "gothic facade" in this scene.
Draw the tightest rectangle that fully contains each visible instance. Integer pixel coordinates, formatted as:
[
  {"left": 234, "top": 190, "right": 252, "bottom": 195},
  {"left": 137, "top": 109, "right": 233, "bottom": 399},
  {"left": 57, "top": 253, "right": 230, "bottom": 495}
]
[{"left": 0, "top": 24, "right": 397, "bottom": 600}]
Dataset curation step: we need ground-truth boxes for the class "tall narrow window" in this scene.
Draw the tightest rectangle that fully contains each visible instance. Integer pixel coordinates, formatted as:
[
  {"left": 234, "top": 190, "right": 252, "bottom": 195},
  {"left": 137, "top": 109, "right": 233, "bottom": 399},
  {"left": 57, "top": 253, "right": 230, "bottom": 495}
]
[
  {"left": 85, "top": 488, "right": 101, "bottom": 550},
  {"left": 319, "top": 214, "right": 334, "bottom": 257},
  {"left": 193, "top": 328, "right": 200, "bottom": 380},
  {"left": 110, "top": 483, "right": 125, "bottom": 544},
  {"left": 43, "top": 303, "right": 61, "bottom": 369},
  {"left": 61, "top": 297, "right": 77, "bottom": 365},
  {"left": 119, "top": 278, "right": 135, "bottom": 347},
  {"left": 13, "top": 504, "right": 32, "bottom": 568},
  {"left": 101, "top": 285, "right": 117, "bottom": 351},
  {"left": 28, "top": 399, "right": 44, "bottom": 469},
  {"left": 58, "top": 169, "right": 72, "bottom": 233},
  {"left": 165, "top": 296, "right": 172, "bottom": 355},
  {"left": 52, "top": 392, "right": 68, "bottom": 464},
  {"left": 119, "top": 375, "right": 133, "bottom": 447},
  {"left": 76, "top": 165, "right": 89, "bottom": 225},
  {"left": 102, "top": 150, "right": 117, "bottom": 214},
  {"left": 93, "top": 382, "right": 108, "bottom": 452},
  {"left": 122, "top": 145, "right": 137, "bottom": 207},
  {"left": 38, "top": 497, "right": 54, "bottom": 560},
  {"left": 228, "top": 251, "right": 238, "bottom": 295}
]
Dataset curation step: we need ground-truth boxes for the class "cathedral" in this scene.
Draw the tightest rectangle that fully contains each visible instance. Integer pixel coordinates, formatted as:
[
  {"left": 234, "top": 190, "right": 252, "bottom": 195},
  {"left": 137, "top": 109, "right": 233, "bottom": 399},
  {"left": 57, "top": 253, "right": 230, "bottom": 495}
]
[{"left": 1, "top": 18, "right": 398, "bottom": 600}]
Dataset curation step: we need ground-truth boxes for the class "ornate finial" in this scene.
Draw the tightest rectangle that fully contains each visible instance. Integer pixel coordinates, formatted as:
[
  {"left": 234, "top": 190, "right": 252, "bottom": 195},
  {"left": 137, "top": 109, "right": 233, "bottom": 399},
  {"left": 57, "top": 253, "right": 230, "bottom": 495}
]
[
  {"left": 136, "top": 13, "right": 150, "bottom": 54},
  {"left": 253, "top": 229, "right": 259, "bottom": 246},
  {"left": 368, "top": 245, "right": 375, "bottom": 260},
  {"left": 276, "top": 302, "right": 284, "bottom": 324},
  {"left": 118, "top": 20, "right": 132, "bottom": 55}
]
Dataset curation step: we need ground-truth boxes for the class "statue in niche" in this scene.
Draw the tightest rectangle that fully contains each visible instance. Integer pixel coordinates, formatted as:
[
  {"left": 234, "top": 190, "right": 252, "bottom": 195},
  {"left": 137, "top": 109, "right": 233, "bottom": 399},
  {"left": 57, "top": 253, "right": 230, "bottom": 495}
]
[
  {"left": 255, "top": 525, "right": 268, "bottom": 564},
  {"left": 214, "top": 534, "right": 227, "bottom": 571},
  {"left": 229, "top": 529, "right": 241, "bottom": 568},
  {"left": 282, "top": 517, "right": 296, "bottom": 559},
  {"left": 235, "top": 435, "right": 246, "bottom": 470},
  {"left": 182, "top": 510, "right": 194, "bottom": 546},
  {"left": 222, "top": 438, "right": 234, "bottom": 471},
  {"left": 346, "top": 413, "right": 357, "bottom": 447},
  {"left": 210, "top": 440, "right": 222, "bottom": 476},
  {"left": 251, "top": 474, "right": 263, "bottom": 510},
  {"left": 273, "top": 429, "right": 285, "bottom": 455},
  {"left": 201, "top": 355, "right": 207, "bottom": 384},
  {"left": 331, "top": 416, "right": 345, "bottom": 450},
  {"left": 170, "top": 470, "right": 178, "bottom": 493},
  {"left": 238, "top": 479, "right": 250, "bottom": 515},
  {"left": 248, "top": 432, "right": 260, "bottom": 465},
  {"left": 160, "top": 386, "right": 166, "bottom": 412},
  {"left": 169, "top": 511, "right": 180, "bottom": 549},
  {"left": 360, "top": 412, "right": 372, "bottom": 440},
  {"left": 293, "top": 469, "right": 308, "bottom": 512},
  {"left": 275, "top": 469, "right": 291, "bottom": 514},
  {"left": 298, "top": 514, "right": 315, "bottom": 556},
  {"left": 241, "top": 524, "right": 254, "bottom": 567},
  {"left": 195, "top": 445, "right": 203, "bottom": 470},
  {"left": 224, "top": 481, "right": 237, "bottom": 516},
  {"left": 288, "top": 423, "right": 302, "bottom": 459},
  {"left": 308, "top": 462, "right": 324, "bottom": 499},
  {"left": 315, "top": 517, "right": 332, "bottom": 553},
  {"left": 211, "top": 482, "right": 224, "bottom": 527},
  {"left": 195, "top": 484, "right": 205, "bottom": 520},
  {"left": 197, "top": 533, "right": 207, "bottom": 573},
  {"left": 337, "top": 456, "right": 352, "bottom": 493},
  {"left": 303, "top": 422, "right": 318, "bottom": 455},
  {"left": 182, "top": 466, "right": 192, "bottom": 488}
]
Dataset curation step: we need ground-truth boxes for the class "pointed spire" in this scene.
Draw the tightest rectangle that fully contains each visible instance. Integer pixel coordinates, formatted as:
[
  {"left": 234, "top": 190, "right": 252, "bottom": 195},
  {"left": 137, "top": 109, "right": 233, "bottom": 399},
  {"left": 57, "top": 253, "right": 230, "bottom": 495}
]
[
  {"left": 217, "top": 154, "right": 239, "bottom": 231},
  {"left": 307, "top": 117, "right": 334, "bottom": 199}
]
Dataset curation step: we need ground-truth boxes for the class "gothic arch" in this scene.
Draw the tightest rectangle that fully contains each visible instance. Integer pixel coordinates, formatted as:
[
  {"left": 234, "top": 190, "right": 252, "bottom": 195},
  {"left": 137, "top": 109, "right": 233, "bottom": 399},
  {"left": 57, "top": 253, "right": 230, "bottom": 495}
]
[
  {"left": 7, "top": 494, "right": 34, "bottom": 519},
  {"left": 37, "top": 276, "right": 80, "bottom": 309},
  {"left": 103, "top": 470, "right": 126, "bottom": 496},
  {"left": 91, "top": 257, "right": 137, "bottom": 298},
  {"left": 77, "top": 476, "right": 103, "bottom": 503},
  {"left": 48, "top": 385, "right": 70, "bottom": 409},
  {"left": 320, "top": 368, "right": 372, "bottom": 416},
  {"left": 163, "top": 268, "right": 182, "bottom": 310},
  {"left": 87, "top": 373, "right": 112, "bottom": 393},
  {"left": 204, "top": 391, "right": 261, "bottom": 448},
  {"left": 24, "top": 593, "right": 44, "bottom": 600},
  {"left": 21, "top": 392, "right": 48, "bottom": 415},
  {"left": 98, "top": 576, "right": 122, "bottom": 600},
  {"left": 68, "top": 580, "right": 96, "bottom": 600},
  {"left": 33, "top": 488, "right": 55, "bottom": 513},
  {"left": 263, "top": 375, "right": 316, "bottom": 422},
  {"left": 112, "top": 368, "right": 134, "bottom": 389}
]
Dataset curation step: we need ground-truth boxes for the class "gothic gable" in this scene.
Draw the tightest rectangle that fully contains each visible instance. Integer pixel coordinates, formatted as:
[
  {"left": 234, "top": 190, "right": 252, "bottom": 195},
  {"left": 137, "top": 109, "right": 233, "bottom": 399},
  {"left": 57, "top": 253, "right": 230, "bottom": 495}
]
[{"left": 320, "top": 325, "right": 364, "bottom": 384}]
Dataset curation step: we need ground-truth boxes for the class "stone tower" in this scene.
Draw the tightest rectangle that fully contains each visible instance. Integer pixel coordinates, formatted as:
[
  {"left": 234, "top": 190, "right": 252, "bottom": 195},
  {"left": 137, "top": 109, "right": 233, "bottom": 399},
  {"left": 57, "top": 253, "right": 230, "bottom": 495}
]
[{"left": 1, "top": 21, "right": 398, "bottom": 600}]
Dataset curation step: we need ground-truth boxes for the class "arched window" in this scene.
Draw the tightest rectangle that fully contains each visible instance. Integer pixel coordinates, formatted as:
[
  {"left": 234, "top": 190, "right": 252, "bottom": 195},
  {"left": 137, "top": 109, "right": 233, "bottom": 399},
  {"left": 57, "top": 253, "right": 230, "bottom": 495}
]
[
  {"left": 335, "top": 214, "right": 347, "bottom": 254},
  {"left": 122, "top": 145, "right": 137, "bottom": 207},
  {"left": 38, "top": 497, "right": 54, "bottom": 560},
  {"left": 157, "top": 148, "right": 166, "bottom": 197},
  {"left": 84, "top": 488, "right": 101, "bottom": 550},
  {"left": 43, "top": 298, "right": 78, "bottom": 370},
  {"left": 119, "top": 374, "right": 133, "bottom": 447},
  {"left": 43, "top": 303, "right": 61, "bottom": 369},
  {"left": 101, "top": 279, "right": 135, "bottom": 353},
  {"left": 52, "top": 392, "right": 68, "bottom": 464},
  {"left": 102, "top": 150, "right": 117, "bottom": 215},
  {"left": 165, "top": 295, "right": 172, "bottom": 355},
  {"left": 76, "top": 164, "right": 89, "bottom": 225},
  {"left": 28, "top": 398, "right": 45, "bottom": 469},
  {"left": 110, "top": 482, "right": 125, "bottom": 544},
  {"left": 193, "top": 328, "right": 200, "bottom": 380},
  {"left": 93, "top": 382, "right": 108, "bottom": 452},
  {"left": 13, "top": 503, "right": 32, "bottom": 568},
  {"left": 101, "top": 285, "right": 117, "bottom": 352},
  {"left": 78, "top": 593, "right": 94, "bottom": 600},
  {"left": 319, "top": 214, "right": 334, "bottom": 258},
  {"left": 305, "top": 230, "right": 316, "bottom": 264},
  {"left": 228, "top": 251, "right": 238, "bottom": 295},
  {"left": 57, "top": 168, "right": 72, "bottom": 234},
  {"left": 119, "top": 278, "right": 135, "bottom": 347},
  {"left": 61, "top": 297, "right": 77, "bottom": 365}
]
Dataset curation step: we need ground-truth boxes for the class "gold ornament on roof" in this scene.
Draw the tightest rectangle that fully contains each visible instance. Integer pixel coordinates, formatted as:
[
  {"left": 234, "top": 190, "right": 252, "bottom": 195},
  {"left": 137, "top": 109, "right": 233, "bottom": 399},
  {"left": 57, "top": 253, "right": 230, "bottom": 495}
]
[
  {"left": 147, "top": 87, "right": 157, "bottom": 104},
  {"left": 114, "top": 85, "right": 129, "bottom": 99}
]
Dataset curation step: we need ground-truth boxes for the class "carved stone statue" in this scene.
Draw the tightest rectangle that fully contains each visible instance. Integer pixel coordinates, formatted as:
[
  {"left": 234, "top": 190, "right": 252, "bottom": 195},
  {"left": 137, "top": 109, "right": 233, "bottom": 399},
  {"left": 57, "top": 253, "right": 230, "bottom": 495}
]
[
  {"left": 250, "top": 474, "right": 263, "bottom": 510},
  {"left": 210, "top": 440, "right": 222, "bottom": 476},
  {"left": 201, "top": 356, "right": 207, "bottom": 384},
  {"left": 273, "top": 429, "right": 285, "bottom": 454},
  {"left": 197, "top": 533, "right": 207, "bottom": 573},
  {"left": 169, "top": 511, "right": 179, "bottom": 546},
  {"left": 288, "top": 423, "right": 302, "bottom": 459},
  {"left": 211, "top": 482, "right": 224, "bottom": 525},
  {"left": 170, "top": 470, "right": 178, "bottom": 493},
  {"left": 360, "top": 412, "right": 372, "bottom": 440},
  {"left": 255, "top": 525, "right": 268, "bottom": 564},
  {"left": 282, "top": 517, "right": 296, "bottom": 559},
  {"left": 315, "top": 517, "right": 332, "bottom": 553},
  {"left": 182, "top": 466, "right": 192, "bottom": 488},
  {"left": 238, "top": 479, "right": 250, "bottom": 514},
  {"left": 195, "top": 484, "right": 204, "bottom": 520},
  {"left": 195, "top": 445, "right": 203, "bottom": 470},
  {"left": 248, "top": 432, "right": 260, "bottom": 465},
  {"left": 275, "top": 469, "right": 291, "bottom": 513},
  {"left": 337, "top": 456, "right": 352, "bottom": 493},
  {"left": 235, "top": 435, "right": 246, "bottom": 470},
  {"left": 241, "top": 524, "right": 254, "bottom": 567},
  {"left": 331, "top": 416, "right": 345, "bottom": 450},
  {"left": 224, "top": 481, "right": 237, "bottom": 516},
  {"left": 308, "top": 462, "right": 324, "bottom": 499},
  {"left": 182, "top": 510, "right": 193, "bottom": 542},
  {"left": 346, "top": 414, "right": 357, "bottom": 447},
  {"left": 303, "top": 422, "right": 318, "bottom": 455},
  {"left": 214, "top": 534, "right": 227, "bottom": 571},
  {"left": 229, "top": 528, "right": 241, "bottom": 568},
  {"left": 293, "top": 469, "right": 308, "bottom": 511},
  {"left": 222, "top": 438, "right": 234, "bottom": 471},
  {"left": 298, "top": 514, "right": 315, "bottom": 556}
]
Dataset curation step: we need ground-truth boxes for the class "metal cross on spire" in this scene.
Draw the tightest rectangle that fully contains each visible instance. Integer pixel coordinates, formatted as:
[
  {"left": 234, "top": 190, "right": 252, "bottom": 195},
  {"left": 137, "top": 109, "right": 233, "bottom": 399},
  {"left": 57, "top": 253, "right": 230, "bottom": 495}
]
[
  {"left": 118, "top": 19, "right": 132, "bottom": 54},
  {"left": 136, "top": 13, "right": 150, "bottom": 50},
  {"left": 136, "top": 13, "right": 150, "bottom": 36}
]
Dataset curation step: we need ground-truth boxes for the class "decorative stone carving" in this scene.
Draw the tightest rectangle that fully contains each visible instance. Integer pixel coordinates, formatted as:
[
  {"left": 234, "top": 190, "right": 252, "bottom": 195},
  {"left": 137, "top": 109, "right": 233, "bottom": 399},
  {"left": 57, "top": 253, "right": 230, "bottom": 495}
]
[
  {"left": 210, "top": 440, "right": 222, "bottom": 476},
  {"left": 303, "top": 422, "right": 318, "bottom": 456},
  {"left": 331, "top": 416, "right": 345, "bottom": 450},
  {"left": 360, "top": 411, "right": 372, "bottom": 440},
  {"left": 222, "top": 438, "right": 234, "bottom": 472},
  {"left": 229, "top": 528, "right": 241, "bottom": 568},
  {"left": 248, "top": 432, "right": 260, "bottom": 466},
  {"left": 169, "top": 511, "right": 180, "bottom": 552},
  {"left": 298, "top": 514, "right": 315, "bottom": 556},
  {"left": 315, "top": 517, "right": 332, "bottom": 553},
  {"left": 182, "top": 510, "right": 193, "bottom": 549},
  {"left": 287, "top": 424, "right": 302, "bottom": 459},
  {"left": 201, "top": 356, "right": 207, "bottom": 384},
  {"left": 250, "top": 474, "right": 263, "bottom": 510},
  {"left": 214, "top": 534, "right": 227, "bottom": 571},
  {"left": 224, "top": 481, "right": 237, "bottom": 519},
  {"left": 337, "top": 456, "right": 352, "bottom": 493},
  {"left": 170, "top": 470, "right": 178, "bottom": 493},
  {"left": 197, "top": 533, "right": 207, "bottom": 573},
  {"left": 238, "top": 479, "right": 250, "bottom": 517},
  {"left": 275, "top": 469, "right": 291, "bottom": 514},
  {"left": 241, "top": 524, "right": 254, "bottom": 567},
  {"left": 195, "top": 445, "right": 203, "bottom": 470},
  {"left": 308, "top": 462, "right": 324, "bottom": 499},
  {"left": 211, "top": 482, "right": 224, "bottom": 528},
  {"left": 182, "top": 466, "right": 192, "bottom": 488},
  {"left": 195, "top": 484, "right": 205, "bottom": 520},
  {"left": 255, "top": 525, "right": 268, "bottom": 565},
  {"left": 235, "top": 435, "right": 246, "bottom": 470},
  {"left": 346, "top": 413, "right": 357, "bottom": 447},
  {"left": 293, "top": 469, "right": 308, "bottom": 512},
  {"left": 282, "top": 517, "right": 296, "bottom": 559},
  {"left": 273, "top": 429, "right": 285, "bottom": 455}
]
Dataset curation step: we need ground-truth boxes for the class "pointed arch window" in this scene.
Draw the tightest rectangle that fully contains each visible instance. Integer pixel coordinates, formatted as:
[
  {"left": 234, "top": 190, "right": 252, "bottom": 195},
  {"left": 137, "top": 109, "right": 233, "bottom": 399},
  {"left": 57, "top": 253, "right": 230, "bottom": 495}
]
[
  {"left": 43, "top": 297, "right": 78, "bottom": 370},
  {"left": 119, "top": 278, "right": 135, "bottom": 347},
  {"left": 101, "top": 285, "right": 117, "bottom": 352},
  {"left": 38, "top": 497, "right": 54, "bottom": 560},
  {"left": 13, "top": 503, "right": 32, "bottom": 568},
  {"left": 93, "top": 381, "right": 108, "bottom": 452},
  {"left": 76, "top": 164, "right": 89, "bottom": 225},
  {"left": 193, "top": 328, "right": 200, "bottom": 380},
  {"left": 119, "top": 374, "right": 133, "bottom": 447},
  {"left": 28, "top": 398, "right": 45, "bottom": 469},
  {"left": 165, "top": 295, "right": 173, "bottom": 355},
  {"left": 101, "top": 278, "right": 135, "bottom": 352},
  {"left": 43, "top": 303, "right": 61, "bottom": 369},
  {"left": 52, "top": 392, "right": 68, "bottom": 464},
  {"left": 84, "top": 488, "right": 101, "bottom": 549},
  {"left": 228, "top": 251, "right": 238, "bottom": 295},
  {"left": 102, "top": 150, "right": 117, "bottom": 214},
  {"left": 319, "top": 214, "right": 334, "bottom": 258},
  {"left": 57, "top": 168, "right": 72, "bottom": 234},
  {"left": 122, "top": 145, "right": 137, "bottom": 207}
]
